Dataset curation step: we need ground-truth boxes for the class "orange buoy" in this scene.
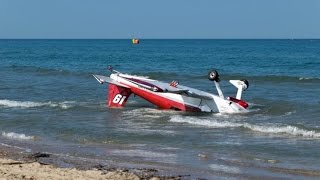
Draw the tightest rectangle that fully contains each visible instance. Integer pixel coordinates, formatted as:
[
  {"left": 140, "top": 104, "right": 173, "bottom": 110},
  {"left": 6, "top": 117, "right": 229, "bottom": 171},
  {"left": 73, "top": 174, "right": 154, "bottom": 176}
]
[{"left": 132, "top": 38, "right": 139, "bottom": 44}]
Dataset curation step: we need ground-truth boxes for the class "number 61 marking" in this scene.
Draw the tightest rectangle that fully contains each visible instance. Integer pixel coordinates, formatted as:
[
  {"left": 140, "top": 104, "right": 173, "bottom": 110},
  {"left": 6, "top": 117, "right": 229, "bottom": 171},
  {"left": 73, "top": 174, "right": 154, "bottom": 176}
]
[{"left": 112, "top": 94, "right": 127, "bottom": 105}]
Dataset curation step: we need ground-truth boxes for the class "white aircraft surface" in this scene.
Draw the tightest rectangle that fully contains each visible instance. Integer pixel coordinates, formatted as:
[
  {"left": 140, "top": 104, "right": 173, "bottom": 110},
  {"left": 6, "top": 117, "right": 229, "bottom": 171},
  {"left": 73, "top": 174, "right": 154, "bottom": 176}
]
[{"left": 93, "top": 66, "right": 250, "bottom": 113}]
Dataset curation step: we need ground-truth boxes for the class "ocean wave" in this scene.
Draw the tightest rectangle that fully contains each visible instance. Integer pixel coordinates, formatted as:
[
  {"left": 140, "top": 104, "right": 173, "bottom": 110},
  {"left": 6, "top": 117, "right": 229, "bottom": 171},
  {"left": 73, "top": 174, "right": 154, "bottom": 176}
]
[
  {"left": 112, "top": 149, "right": 177, "bottom": 163},
  {"left": 4, "top": 65, "right": 93, "bottom": 78},
  {"left": 244, "top": 124, "right": 320, "bottom": 137},
  {"left": 132, "top": 71, "right": 179, "bottom": 79},
  {"left": 209, "top": 164, "right": 241, "bottom": 174},
  {"left": 122, "top": 108, "right": 179, "bottom": 118},
  {"left": 179, "top": 74, "right": 320, "bottom": 85},
  {"left": 7, "top": 65, "right": 70, "bottom": 74},
  {"left": 298, "top": 77, "right": 319, "bottom": 81},
  {"left": 0, "top": 99, "right": 74, "bottom": 109},
  {"left": 247, "top": 75, "right": 320, "bottom": 83},
  {"left": 119, "top": 127, "right": 176, "bottom": 136},
  {"left": 169, "top": 115, "right": 320, "bottom": 138},
  {"left": 1, "top": 131, "right": 35, "bottom": 140},
  {"left": 195, "top": 74, "right": 320, "bottom": 83},
  {"left": 111, "top": 149, "right": 176, "bottom": 159}
]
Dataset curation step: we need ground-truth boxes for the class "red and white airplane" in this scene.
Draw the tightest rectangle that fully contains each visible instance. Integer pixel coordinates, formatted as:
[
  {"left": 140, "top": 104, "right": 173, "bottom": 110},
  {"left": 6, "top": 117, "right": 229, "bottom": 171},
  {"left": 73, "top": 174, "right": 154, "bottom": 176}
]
[{"left": 93, "top": 66, "right": 249, "bottom": 113}]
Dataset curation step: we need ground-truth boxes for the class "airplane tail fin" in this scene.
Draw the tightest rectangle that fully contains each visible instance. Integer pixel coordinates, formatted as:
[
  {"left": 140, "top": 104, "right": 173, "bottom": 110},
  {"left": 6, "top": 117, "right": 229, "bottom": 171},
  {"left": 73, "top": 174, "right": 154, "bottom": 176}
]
[{"left": 107, "top": 84, "right": 132, "bottom": 108}]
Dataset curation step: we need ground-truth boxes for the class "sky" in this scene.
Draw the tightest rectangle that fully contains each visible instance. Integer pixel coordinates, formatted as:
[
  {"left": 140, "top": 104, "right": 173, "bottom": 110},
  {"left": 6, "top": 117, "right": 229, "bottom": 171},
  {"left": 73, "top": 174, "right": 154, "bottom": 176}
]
[{"left": 0, "top": 0, "right": 320, "bottom": 39}]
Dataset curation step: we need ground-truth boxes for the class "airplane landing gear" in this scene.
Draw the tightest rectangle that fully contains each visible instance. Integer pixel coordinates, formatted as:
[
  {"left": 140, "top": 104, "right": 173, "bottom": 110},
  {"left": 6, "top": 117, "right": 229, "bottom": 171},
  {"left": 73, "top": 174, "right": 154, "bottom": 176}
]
[{"left": 208, "top": 69, "right": 220, "bottom": 82}]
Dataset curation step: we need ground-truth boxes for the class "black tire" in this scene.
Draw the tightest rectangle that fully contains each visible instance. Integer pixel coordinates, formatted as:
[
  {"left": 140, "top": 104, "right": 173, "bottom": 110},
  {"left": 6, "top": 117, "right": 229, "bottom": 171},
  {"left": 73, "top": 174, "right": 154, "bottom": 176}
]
[
  {"left": 208, "top": 69, "right": 220, "bottom": 82},
  {"left": 241, "top": 79, "right": 249, "bottom": 90}
]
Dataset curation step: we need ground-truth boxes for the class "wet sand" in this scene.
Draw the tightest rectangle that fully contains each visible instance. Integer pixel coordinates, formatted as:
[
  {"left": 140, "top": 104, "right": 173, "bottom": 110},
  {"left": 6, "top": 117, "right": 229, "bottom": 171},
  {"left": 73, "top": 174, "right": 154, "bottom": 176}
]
[{"left": 0, "top": 145, "right": 186, "bottom": 180}]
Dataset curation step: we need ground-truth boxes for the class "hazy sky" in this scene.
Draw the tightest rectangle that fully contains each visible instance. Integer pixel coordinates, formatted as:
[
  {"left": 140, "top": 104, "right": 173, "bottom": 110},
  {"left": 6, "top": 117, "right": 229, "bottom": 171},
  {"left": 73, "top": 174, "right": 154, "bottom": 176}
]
[{"left": 1, "top": 0, "right": 319, "bottom": 39}]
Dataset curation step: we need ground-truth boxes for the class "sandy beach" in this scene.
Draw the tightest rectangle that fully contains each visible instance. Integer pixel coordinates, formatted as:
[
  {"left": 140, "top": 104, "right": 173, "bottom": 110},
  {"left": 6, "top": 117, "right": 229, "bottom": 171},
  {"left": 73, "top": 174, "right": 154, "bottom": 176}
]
[
  {"left": 0, "top": 158, "right": 141, "bottom": 180},
  {"left": 0, "top": 145, "right": 185, "bottom": 180}
]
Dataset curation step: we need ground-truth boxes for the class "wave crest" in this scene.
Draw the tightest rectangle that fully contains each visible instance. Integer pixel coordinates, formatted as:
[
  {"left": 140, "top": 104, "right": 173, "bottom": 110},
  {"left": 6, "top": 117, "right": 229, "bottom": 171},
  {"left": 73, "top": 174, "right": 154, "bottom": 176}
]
[
  {"left": 0, "top": 99, "right": 74, "bottom": 109},
  {"left": 1, "top": 131, "right": 35, "bottom": 140},
  {"left": 219, "top": 75, "right": 320, "bottom": 83},
  {"left": 169, "top": 116, "right": 320, "bottom": 138}
]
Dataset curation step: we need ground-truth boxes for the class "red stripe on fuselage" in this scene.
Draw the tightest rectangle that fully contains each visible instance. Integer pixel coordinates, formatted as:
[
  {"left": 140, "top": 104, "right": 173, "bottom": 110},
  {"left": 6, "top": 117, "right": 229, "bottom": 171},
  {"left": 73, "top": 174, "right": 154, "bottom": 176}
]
[
  {"left": 121, "top": 77, "right": 164, "bottom": 92},
  {"left": 129, "top": 86, "right": 201, "bottom": 112}
]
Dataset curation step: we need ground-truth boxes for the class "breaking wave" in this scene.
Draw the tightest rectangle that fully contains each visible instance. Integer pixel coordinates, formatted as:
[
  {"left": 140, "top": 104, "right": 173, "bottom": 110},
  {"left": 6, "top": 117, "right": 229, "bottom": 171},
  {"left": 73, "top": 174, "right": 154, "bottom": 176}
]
[
  {"left": 0, "top": 99, "right": 74, "bottom": 109},
  {"left": 298, "top": 77, "right": 319, "bottom": 81},
  {"left": 169, "top": 115, "right": 320, "bottom": 138},
  {"left": 1, "top": 131, "right": 35, "bottom": 140}
]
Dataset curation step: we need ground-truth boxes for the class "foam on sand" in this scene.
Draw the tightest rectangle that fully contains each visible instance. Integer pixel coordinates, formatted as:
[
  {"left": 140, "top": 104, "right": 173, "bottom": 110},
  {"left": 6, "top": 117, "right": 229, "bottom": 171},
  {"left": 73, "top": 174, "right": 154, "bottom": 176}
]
[
  {"left": 1, "top": 131, "right": 35, "bottom": 140},
  {"left": 169, "top": 115, "right": 320, "bottom": 138},
  {"left": 0, "top": 99, "right": 74, "bottom": 109}
]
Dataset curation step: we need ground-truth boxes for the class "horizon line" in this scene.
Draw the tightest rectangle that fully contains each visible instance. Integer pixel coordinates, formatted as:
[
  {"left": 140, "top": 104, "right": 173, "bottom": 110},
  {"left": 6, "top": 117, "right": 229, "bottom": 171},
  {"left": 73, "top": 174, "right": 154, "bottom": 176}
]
[{"left": 0, "top": 38, "right": 319, "bottom": 40}]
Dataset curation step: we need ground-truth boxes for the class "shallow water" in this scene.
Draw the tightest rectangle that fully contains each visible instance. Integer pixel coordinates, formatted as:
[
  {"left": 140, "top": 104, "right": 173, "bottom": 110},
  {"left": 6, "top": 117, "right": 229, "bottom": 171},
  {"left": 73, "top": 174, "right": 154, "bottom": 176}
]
[{"left": 1, "top": 39, "right": 320, "bottom": 179}]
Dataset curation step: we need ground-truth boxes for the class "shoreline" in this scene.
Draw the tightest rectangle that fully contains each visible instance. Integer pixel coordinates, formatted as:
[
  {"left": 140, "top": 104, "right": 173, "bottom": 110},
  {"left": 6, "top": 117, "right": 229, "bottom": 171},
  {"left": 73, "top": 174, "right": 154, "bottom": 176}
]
[
  {"left": 0, "top": 144, "right": 189, "bottom": 180},
  {"left": 2, "top": 142, "right": 320, "bottom": 179}
]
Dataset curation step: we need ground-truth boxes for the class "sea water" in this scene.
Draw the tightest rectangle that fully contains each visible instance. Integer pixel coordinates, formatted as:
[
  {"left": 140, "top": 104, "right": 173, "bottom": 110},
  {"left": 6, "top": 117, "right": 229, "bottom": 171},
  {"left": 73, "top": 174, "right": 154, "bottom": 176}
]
[{"left": 0, "top": 39, "right": 319, "bottom": 179}]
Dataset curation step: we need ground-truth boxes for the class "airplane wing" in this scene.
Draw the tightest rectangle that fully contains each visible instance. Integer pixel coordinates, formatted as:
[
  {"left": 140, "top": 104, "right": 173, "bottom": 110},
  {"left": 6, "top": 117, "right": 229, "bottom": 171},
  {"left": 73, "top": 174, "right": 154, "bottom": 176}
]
[
  {"left": 165, "top": 89, "right": 189, "bottom": 94},
  {"left": 183, "top": 91, "right": 213, "bottom": 100},
  {"left": 92, "top": 74, "right": 130, "bottom": 88},
  {"left": 164, "top": 87, "right": 213, "bottom": 100}
]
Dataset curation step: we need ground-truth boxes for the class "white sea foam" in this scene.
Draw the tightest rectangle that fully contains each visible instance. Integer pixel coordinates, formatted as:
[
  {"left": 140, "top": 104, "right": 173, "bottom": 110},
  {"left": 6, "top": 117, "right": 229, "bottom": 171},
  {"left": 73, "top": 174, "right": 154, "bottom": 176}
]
[
  {"left": 129, "top": 144, "right": 147, "bottom": 147},
  {"left": 121, "top": 108, "right": 178, "bottom": 121},
  {"left": 118, "top": 126, "right": 176, "bottom": 136},
  {"left": 111, "top": 149, "right": 177, "bottom": 164},
  {"left": 143, "top": 114, "right": 163, "bottom": 118},
  {"left": 0, "top": 99, "right": 74, "bottom": 109},
  {"left": 1, "top": 131, "right": 35, "bottom": 140},
  {"left": 123, "top": 108, "right": 174, "bottom": 115},
  {"left": 111, "top": 149, "right": 176, "bottom": 159},
  {"left": 209, "top": 164, "right": 241, "bottom": 174},
  {"left": 169, "top": 115, "right": 242, "bottom": 128},
  {"left": 161, "top": 147, "right": 180, "bottom": 150},
  {"left": 244, "top": 124, "right": 320, "bottom": 138},
  {"left": 299, "top": 77, "right": 320, "bottom": 81},
  {"left": 169, "top": 115, "right": 320, "bottom": 138},
  {"left": 284, "top": 111, "right": 296, "bottom": 116}
]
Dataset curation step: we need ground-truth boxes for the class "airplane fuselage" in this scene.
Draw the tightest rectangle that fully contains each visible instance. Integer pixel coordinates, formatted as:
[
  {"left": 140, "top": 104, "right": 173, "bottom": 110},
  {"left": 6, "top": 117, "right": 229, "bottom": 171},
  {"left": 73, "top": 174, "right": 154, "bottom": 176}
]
[{"left": 93, "top": 71, "right": 249, "bottom": 113}]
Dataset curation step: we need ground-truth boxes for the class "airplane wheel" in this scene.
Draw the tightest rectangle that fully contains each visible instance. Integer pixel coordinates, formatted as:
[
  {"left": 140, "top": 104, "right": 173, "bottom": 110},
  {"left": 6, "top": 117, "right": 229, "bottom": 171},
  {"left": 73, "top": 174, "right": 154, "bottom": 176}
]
[
  {"left": 208, "top": 69, "right": 220, "bottom": 82},
  {"left": 241, "top": 79, "right": 249, "bottom": 90}
]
